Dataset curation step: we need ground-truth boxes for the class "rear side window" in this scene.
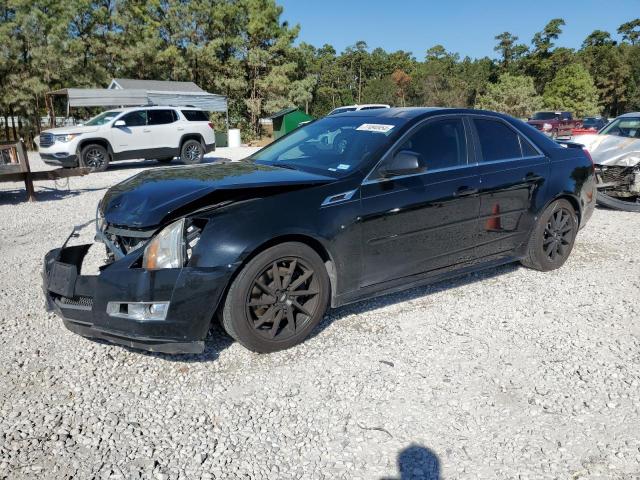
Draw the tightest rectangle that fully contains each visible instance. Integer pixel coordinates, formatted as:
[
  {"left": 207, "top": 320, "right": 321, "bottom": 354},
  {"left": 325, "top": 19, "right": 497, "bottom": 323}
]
[
  {"left": 148, "top": 109, "right": 176, "bottom": 125},
  {"left": 474, "top": 119, "right": 525, "bottom": 162},
  {"left": 181, "top": 110, "right": 209, "bottom": 121},
  {"left": 398, "top": 118, "right": 467, "bottom": 170}
]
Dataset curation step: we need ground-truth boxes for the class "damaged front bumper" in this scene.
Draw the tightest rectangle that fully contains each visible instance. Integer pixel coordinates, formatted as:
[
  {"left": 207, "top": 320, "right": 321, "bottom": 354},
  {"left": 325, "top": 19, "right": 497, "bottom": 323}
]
[{"left": 42, "top": 239, "right": 230, "bottom": 354}]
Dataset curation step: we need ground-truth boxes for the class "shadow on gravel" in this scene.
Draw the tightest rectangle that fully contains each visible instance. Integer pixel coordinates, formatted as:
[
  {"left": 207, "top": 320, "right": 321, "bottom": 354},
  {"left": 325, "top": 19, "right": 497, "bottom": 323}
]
[
  {"left": 0, "top": 185, "right": 107, "bottom": 205},
  {"left": 118, "top": 321, "right": 234, "bottom": 363},
  {"left": 313, "top": 262, "right": 519, "bottom": 339},
  {"left": 382, "top": 443, "right": 441, "bottom": 480}
]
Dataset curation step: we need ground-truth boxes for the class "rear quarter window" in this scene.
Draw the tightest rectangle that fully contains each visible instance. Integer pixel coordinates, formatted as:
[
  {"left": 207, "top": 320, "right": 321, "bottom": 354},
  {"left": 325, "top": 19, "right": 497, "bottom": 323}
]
[{"left": 181, "top": 110, "right": 209, "bottom": 122}]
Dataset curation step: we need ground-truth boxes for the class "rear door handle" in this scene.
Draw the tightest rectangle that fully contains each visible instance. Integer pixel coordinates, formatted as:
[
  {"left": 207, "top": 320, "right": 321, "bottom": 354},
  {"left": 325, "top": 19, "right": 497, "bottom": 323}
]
[
  {"left": 143, "top": 129, "right": 151, "bottom": 133},
  {"left": 454, "top": 186, "right": 478, "bottom": 197},
  {"left": 523, "top": 173, "right": 543, "bottom": 182}
]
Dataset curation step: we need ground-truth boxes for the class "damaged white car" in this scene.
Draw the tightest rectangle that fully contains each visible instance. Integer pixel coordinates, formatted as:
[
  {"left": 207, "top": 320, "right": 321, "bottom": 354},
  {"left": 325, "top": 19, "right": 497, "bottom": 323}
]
[{"left": 573, "top": 113, "right": 640, "bottom": 211}]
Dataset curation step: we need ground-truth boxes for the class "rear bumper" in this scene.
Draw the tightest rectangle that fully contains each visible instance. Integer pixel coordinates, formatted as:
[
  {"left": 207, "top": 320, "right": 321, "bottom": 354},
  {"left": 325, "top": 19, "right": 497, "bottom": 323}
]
[
  {"left": 42, "top": 242, "right": 230, "bottom": 354},
  {"left": 40, "top": 153, "right": 79, "bottom": 167}
]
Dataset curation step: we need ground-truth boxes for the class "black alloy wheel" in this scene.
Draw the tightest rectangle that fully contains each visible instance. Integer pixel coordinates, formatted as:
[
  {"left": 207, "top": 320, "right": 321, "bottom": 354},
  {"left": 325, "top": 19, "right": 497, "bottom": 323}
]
[
  {"left": 181, "top": 139, "right": 204, "bottom": 165},
  {"left": 521, "top": 199, "right": 578, "bottom": 271},
  {"left": 81, "top": 144, "right": 110, "bottom": 172},
  {"left": 221, "top": 242, "right": 330, "bottom": 352},
  {"left": 246, "top": 257, "right": 320, "bottom": 341},
  {"left": 542, "top": 207, "right": 574, "bottom": 261}
]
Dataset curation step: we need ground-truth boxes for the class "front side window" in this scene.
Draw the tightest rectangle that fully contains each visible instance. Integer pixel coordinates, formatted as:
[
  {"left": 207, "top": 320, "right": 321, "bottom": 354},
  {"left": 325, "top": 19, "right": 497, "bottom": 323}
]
[
  {"left": 474, "top": 119, "right": 523, "bottom": 162},
  {"left": 392, "top": 118, "right": 467, "bottom": 171},
  {"left": 148, "top": 109, "right": 176, "bottom": 125},
  {"left": 600, "top": 117, "right": 640, "bottom": 138},
  {"left": 251, "top": 115, "right": 404, "bottom": 176},
  {"left": 120, "top": 110, "right": 147, "bottom": 127}
]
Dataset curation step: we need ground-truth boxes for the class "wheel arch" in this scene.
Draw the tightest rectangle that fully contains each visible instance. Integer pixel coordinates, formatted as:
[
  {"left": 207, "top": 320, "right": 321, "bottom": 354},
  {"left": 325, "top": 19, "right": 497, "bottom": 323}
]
[
  {"left": 77, "top": 138, "right": 113, "bottom": 157},
  {"left": 179, "top": 133, "right": 205, "bottom": 150},
  {"left": 548, "top": 193, "right": 582, "bottom": 226},
  {"left": 214, "top": 233, "right": 338, "bottom": 321}
]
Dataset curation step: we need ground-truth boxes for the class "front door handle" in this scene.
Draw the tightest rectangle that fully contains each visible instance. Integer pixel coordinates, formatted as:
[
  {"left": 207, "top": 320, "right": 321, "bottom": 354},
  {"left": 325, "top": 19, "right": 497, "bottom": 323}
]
[
  {"left": 143, "top": 129, "right": 151, "bottom": 133},
  {"left": 454, "top": 186, "right": 478, "bottom": 197}
]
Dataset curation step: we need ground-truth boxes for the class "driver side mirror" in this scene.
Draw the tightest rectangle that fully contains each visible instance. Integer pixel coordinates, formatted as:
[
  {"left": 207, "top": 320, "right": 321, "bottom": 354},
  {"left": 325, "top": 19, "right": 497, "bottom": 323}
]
[
  {"left": 113, "top": 120, "right": 126, "bottom": 128},
  {"left": 380, "top": 150, "right": 424, "bottom": 178}
]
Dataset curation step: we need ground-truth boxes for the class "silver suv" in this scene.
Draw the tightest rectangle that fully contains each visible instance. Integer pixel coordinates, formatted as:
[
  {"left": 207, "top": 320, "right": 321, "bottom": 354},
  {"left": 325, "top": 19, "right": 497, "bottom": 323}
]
[{"left": 38, "top": 106, "right": 216, "bottom": 171}]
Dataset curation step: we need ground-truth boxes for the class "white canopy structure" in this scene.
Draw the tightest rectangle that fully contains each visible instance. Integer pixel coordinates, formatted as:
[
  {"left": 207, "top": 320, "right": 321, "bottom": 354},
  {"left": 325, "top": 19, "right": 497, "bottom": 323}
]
[{"left": 46, "top": 79, "right": 228, "bottom": 125}]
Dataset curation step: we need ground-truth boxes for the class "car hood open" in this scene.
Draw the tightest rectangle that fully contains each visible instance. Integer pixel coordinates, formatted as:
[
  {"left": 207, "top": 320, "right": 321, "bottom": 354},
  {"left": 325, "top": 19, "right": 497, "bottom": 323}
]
[{"left": 100, "top": 161, "right": 334, "bottom": 228}]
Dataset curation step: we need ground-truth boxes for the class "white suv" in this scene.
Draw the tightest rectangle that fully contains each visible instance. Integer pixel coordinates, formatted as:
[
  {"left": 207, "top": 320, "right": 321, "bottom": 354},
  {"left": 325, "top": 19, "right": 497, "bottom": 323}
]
[
  {"left": 327, "top": 104, "right": 391, "bottom": 116},
  {"left": 38, "top": 106, "right": 216, "bottom": 171}
]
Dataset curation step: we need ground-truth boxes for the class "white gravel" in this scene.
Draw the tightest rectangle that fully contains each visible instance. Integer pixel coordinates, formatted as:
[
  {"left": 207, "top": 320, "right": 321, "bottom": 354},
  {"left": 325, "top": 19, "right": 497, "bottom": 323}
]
[{"left": 1, "top": 152, "right": 639, "bottom": 479}]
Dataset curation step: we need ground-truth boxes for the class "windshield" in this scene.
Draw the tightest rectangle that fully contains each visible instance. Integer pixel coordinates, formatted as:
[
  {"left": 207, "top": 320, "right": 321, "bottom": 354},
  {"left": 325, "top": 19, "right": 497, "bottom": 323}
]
[
  {"left": 600, "top": 117, "right": 640, "bottom": 138},
  {"left": 251, "top": 116, "right": 404, "bottom": 176},
  {"left": 532, "top": 112, "right": 559, "bottom": 120},
  {"left": 84, "top": 110, "right": 121, "bottom": 126}
]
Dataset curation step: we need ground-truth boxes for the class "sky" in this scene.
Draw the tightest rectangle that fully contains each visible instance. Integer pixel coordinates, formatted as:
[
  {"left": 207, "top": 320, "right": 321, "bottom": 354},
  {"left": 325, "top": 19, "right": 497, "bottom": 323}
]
[{"left": 278, "top": 0, "right": 639, "bottom": 60}]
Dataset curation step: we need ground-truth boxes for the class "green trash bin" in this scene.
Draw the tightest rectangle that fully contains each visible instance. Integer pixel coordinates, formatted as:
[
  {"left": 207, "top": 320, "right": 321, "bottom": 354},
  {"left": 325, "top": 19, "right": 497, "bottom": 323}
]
[{"left": 215, "top": 131, "right": 228, "bottom": 148}]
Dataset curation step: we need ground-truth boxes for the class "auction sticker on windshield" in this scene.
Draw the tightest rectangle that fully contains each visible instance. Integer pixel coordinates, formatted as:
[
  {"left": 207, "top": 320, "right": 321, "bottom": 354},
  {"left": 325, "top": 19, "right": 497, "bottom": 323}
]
[{"left": 356, "top": 123, "right": 395, "bottom": 133}]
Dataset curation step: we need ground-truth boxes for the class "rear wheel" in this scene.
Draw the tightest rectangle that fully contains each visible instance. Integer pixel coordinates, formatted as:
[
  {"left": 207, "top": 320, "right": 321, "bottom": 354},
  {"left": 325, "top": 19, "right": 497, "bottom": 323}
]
[
  {"left": 180, "top": 139, "right": 204, "bottom": 165},
  {"left": 221, "top": 242, "right": 330, "bottom": 353},
  {"left": 521, "top": 199, "right": 578, "bottom": 271},
  {"left": 80, "top": 144, "right": 109, "bottom": 172}
]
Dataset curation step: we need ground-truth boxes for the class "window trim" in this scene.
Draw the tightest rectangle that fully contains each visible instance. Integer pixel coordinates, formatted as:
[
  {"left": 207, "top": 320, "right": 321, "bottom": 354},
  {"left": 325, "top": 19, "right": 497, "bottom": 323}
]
[
  {"left": 362, "top": 114, "right": 472, "bottom": 185},
  {"left": 467, "top": 114, "right": 544, "bottom": 164}
]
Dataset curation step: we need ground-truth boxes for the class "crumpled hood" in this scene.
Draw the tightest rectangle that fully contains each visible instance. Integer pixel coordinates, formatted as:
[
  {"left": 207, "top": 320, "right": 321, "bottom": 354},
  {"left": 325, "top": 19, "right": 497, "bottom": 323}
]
[
  {"left": 100, "top": 161, "right": 334, "bottom": 228},
  {"left": 572, "top": 134, "right": 640, "bottom": 167},
  {"left": 41, "top": 125, "right": 100, "bottom": 135}
]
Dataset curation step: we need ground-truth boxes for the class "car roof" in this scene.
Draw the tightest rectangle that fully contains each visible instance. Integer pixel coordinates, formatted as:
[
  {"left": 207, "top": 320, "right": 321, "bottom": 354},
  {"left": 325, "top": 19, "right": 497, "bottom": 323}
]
[
  {"left": 108, "top": 105, "right": 204, "bottom": 113},
  {"left": 332, "top": 107, "right": 516, "bottom": 120},
  {"left": 618, "top": 112, "right": 640, "bottom": 118}
]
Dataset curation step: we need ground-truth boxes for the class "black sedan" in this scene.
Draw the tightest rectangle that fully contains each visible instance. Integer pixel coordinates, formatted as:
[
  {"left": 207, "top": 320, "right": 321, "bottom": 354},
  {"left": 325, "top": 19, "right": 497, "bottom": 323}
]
[{"left": 43, "top": 108, "right": 596, "bottom": 354}]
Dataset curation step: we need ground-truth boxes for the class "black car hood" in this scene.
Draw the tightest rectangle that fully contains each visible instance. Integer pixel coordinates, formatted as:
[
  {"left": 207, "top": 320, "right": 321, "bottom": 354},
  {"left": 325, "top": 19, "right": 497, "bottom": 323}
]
[{"left": 100, "top": 161, "right": 334, "bottom": 228}]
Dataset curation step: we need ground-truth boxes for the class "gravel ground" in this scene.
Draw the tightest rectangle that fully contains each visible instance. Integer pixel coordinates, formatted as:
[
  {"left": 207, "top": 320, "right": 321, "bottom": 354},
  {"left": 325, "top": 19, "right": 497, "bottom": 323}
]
[{"left": 1, "top": 152, "right": 639, "bottom": 479}]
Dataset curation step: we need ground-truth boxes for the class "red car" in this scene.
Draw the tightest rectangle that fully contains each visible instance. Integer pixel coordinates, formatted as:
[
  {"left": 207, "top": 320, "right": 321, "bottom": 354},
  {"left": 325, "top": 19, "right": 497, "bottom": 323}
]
[{"left": 527, "top": 111, "right": 578, "bottom": 139}]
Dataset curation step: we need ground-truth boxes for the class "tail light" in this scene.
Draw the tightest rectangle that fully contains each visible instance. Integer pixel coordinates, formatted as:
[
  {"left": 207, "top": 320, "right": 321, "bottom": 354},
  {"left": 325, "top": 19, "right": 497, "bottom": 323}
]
[
  {"left": 583, "top": 148, "right": 595, "bottom": 173},
  {"left": 208, "top": 122, "right": 214, "bottom": 130}
]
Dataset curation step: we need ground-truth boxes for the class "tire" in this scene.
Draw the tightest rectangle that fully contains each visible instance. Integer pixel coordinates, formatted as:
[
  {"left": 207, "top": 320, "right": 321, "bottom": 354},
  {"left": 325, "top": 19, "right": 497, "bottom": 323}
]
[
  {"left": 521, "top": 199, "right": 578, "bottom": 272},
  {"left": 596, "top": 191, "right": 640, "bottom": 212},
  {"left": 156, "top": 157, "right": 174, "bottom": 164},
  {"left": 221, "top": 242, "right": 330, "bottom": 353},
  {"left": 80, "top": 144, "right": 109, "bottom": 172},
  {"left": 180, "top": 139, "right": 204, "bottom": 165}
]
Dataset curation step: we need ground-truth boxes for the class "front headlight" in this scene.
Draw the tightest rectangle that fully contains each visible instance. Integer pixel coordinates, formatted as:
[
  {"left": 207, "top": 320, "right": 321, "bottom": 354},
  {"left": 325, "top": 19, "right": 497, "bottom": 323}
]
[
  {"left": 142, "top": 218, "right": 185, "bottom": 270},
  {"left": 55, "top": 133, "right": 79, "bottom": 143}
]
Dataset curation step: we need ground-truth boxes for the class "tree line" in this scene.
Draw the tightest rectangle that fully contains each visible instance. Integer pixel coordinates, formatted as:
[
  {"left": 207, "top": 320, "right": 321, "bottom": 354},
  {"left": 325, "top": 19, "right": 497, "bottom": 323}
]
[{"left": 1, "top": 1, "right": 640, "bottom": 144}]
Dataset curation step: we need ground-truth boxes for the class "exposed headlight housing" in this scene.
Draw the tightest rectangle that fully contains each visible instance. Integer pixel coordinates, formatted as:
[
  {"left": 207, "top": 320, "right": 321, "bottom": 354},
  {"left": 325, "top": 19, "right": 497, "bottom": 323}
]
[
  {"left": 55, "top": 133, "right": 80, "bottom": 143},
  {"left": 542, "top": 123, "right": 553, "bottom": 131},
  {"left": 142, "top": 218, "right": 185, "bottom": 270}
]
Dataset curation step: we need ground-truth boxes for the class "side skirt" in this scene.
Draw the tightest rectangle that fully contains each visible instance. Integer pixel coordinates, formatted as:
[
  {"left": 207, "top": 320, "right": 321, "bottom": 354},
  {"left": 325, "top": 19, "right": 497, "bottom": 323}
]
[
  {"left": 332, "top": 255, "right": 521, "bottom": 308},
  {"left": 112, "top": 147, "right": 179, "bottom": 161}
]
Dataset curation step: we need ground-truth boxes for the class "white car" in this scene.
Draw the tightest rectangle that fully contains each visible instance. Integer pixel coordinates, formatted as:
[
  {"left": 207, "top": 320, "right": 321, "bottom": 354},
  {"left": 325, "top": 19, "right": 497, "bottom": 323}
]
[
  {"left": 38, "top": 106, "right": 216, "bottom": 171},
  {"left": 327, "top": 104, "right": 390, "bottom": 116}
]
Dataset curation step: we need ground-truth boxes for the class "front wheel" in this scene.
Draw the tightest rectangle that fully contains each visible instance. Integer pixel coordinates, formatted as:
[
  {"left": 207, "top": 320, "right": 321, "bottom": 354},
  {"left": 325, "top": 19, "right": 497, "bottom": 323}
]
[
  {"left": 221, "top": 242, "right": 330, "bottom": 353},
  {"left": 180, "top": 139, "right": 204, "bottom": 165},
  {"left": 80, "top": 144, "right": 110, "bottom": 172},
  {"left": 521, "top": 199, "right": 578, "bottom": 271}
]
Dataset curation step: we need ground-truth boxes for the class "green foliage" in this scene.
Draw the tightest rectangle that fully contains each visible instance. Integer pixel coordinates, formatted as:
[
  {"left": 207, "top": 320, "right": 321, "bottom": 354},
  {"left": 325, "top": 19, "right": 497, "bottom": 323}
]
[
  {"left": 543, "top": 64, "right": 599, "bottom": 117},
  {"left": 2, "top": 6, "right": 640, "bottom": 143},
  {"left": 475, "top": 73, "right": 542, "bottom": 118}
]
